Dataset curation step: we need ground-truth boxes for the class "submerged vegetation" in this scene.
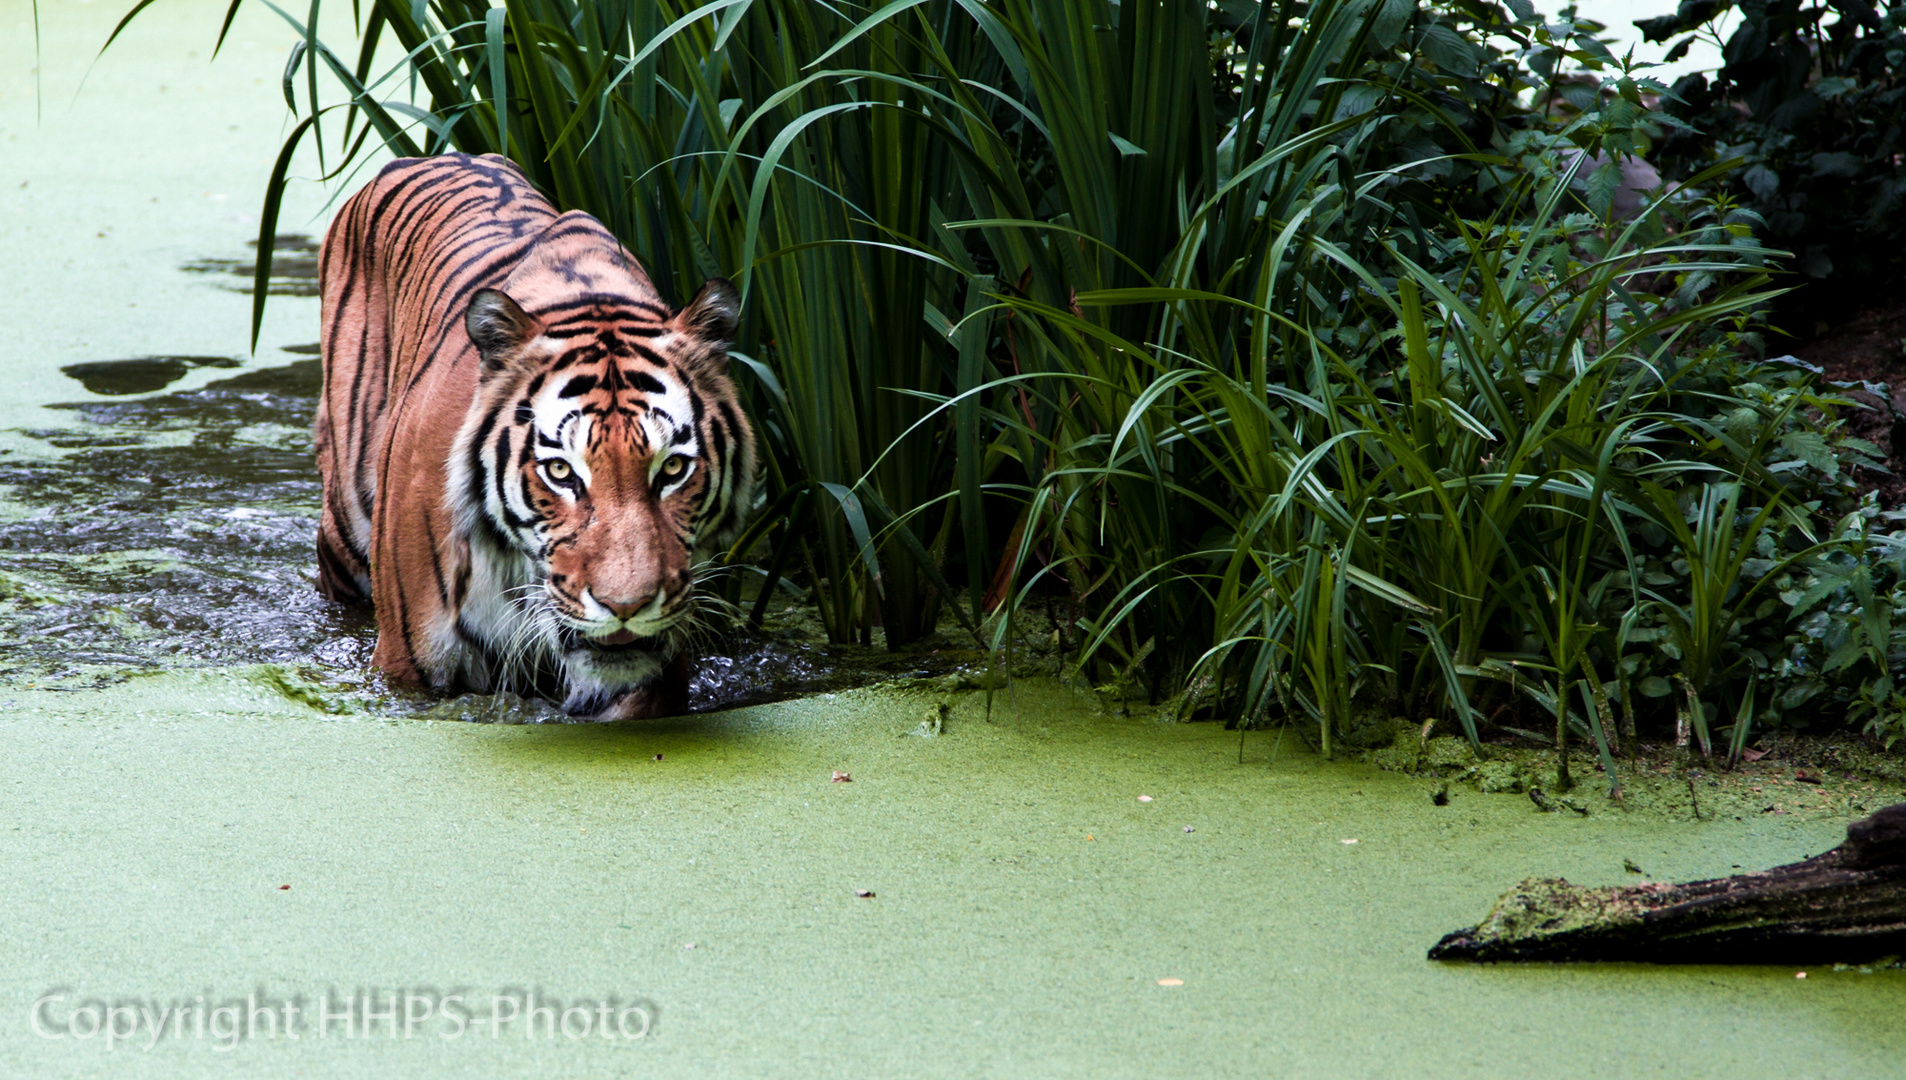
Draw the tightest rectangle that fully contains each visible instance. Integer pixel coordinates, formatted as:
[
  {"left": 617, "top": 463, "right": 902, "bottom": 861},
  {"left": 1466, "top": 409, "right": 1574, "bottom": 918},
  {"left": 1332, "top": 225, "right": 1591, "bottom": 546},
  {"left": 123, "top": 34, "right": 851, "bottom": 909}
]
[{"left": 117, "top": 0, "right": 1906, "bottom": 777}]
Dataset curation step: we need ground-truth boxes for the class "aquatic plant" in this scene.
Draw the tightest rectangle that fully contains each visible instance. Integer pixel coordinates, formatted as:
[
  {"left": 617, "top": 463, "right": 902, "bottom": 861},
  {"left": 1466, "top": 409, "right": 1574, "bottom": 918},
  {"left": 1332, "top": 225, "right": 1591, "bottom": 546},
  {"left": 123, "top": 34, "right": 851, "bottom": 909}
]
[{"left": 116, "top": 0, "right": 1903, "bottom": 778}]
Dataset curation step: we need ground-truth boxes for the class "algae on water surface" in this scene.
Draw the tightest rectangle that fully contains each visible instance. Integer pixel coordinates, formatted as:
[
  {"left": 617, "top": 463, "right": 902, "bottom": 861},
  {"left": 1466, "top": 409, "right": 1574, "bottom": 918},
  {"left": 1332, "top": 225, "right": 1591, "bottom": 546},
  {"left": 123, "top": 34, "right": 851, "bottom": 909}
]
[
  {"left": 1, "top": 5, "right": 1904, "bottom": 1076},
  {"left": 3, "top": 674, "right": 1905, "bottom": 1078}
]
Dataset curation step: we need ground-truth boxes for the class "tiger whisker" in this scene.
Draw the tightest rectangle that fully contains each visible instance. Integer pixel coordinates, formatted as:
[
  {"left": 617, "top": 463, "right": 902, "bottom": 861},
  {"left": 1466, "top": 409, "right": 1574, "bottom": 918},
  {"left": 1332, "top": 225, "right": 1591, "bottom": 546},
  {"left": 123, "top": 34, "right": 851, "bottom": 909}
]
[{"left": 490, "top": 580, "right": 564, "bottom": 694}]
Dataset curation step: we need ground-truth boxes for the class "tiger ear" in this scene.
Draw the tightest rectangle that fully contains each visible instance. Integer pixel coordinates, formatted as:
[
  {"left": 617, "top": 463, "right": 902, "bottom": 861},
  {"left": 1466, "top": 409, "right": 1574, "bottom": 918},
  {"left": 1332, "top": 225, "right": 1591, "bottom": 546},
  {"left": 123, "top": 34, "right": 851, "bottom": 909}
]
[
  {"left": 466, "top": 289, "right": 542, "bottom": 376},
  {"left": 675, "top": 278, "right": 740, "bottom": 351}
]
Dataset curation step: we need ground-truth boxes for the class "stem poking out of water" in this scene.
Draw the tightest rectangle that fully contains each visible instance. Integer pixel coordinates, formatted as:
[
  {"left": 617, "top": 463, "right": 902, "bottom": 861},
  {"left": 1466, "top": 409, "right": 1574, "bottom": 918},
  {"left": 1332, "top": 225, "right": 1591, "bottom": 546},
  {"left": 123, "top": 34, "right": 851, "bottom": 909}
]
[{"left": 1553, "top": 677, "right": 1572, "bottom": 791}]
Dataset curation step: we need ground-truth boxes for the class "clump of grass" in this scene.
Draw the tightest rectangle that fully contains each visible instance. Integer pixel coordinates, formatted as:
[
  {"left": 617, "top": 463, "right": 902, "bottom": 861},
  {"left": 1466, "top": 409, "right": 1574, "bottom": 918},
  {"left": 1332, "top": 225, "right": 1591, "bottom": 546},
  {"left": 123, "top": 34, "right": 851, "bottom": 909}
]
[
  {"left": 976, "top": 149, "right": 1802, "bottom": 761},
  {"left": 120, "top": 0, "right": 1898, "bottom": 781}
]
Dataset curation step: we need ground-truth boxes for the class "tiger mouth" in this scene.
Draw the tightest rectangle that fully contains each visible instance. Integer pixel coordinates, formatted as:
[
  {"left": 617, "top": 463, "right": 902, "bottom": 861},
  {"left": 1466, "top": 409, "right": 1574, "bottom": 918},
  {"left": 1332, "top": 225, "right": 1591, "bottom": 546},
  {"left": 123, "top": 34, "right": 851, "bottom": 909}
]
[{"left": 573, "top": 629, "right": 667, "bottom": 655}]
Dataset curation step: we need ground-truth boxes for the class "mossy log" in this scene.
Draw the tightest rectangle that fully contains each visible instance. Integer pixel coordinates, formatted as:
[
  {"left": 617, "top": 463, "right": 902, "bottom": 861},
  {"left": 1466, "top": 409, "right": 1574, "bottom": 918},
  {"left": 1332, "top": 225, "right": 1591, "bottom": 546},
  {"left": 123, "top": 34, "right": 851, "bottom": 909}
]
[{"left": 1429, "top": 803, "right": 1906, "bottom": 964}]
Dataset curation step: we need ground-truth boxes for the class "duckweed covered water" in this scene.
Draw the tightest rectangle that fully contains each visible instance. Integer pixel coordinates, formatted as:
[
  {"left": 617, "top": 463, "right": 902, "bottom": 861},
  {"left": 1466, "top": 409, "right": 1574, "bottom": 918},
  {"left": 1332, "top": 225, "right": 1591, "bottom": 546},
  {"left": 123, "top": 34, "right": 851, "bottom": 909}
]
[
  {"left": 3, "top": 2, "right": 1905, "bottom": 1077},
  {"left": 4, "top": 674, "right": 1906, "bottom": 1077}
]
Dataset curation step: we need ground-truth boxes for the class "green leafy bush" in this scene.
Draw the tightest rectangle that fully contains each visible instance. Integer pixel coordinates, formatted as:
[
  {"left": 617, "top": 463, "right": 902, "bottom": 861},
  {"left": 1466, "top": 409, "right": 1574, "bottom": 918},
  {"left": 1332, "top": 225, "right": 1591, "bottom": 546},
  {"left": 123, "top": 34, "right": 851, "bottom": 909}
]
[
  {"left": 127, "top": 0, "right": 1906, "bottom": 776},
  {"left": 1642, "top": 0, "right": 1906, "bottom": 297}
]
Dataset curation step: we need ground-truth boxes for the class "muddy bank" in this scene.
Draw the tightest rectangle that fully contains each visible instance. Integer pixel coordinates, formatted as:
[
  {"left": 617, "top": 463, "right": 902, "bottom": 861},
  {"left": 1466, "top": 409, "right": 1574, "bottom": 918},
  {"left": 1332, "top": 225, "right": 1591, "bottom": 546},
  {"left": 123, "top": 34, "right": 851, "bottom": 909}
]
[{"left": 1364, "top": 730, "right": 1906, "bottom": 825}]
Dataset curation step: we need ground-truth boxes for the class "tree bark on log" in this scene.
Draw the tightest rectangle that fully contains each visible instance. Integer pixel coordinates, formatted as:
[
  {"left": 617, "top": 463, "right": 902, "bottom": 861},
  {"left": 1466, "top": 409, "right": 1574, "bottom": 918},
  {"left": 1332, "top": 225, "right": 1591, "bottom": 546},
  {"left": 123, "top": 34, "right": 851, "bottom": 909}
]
[{"left": 1429, "top": 802, "right": 1906, "bottom": 964}]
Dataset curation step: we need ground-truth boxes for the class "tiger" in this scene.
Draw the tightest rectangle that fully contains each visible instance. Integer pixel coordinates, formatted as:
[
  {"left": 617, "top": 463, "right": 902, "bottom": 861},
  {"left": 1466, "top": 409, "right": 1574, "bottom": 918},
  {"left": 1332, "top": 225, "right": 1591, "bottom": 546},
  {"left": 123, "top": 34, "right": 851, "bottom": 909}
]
[{"left": 313, "top": 153, "right": 756, "bottom": 719}]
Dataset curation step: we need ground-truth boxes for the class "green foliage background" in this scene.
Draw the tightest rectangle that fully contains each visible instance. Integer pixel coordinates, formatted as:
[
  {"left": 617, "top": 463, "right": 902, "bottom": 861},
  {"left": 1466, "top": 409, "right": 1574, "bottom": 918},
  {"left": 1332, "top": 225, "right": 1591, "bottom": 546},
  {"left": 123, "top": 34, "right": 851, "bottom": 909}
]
[
  {"left": 1642, "top": 0, "right": 1906, "bottom": 297},
  {"left": 122, "top": 0, "right": 1906, "bottom": 783}
]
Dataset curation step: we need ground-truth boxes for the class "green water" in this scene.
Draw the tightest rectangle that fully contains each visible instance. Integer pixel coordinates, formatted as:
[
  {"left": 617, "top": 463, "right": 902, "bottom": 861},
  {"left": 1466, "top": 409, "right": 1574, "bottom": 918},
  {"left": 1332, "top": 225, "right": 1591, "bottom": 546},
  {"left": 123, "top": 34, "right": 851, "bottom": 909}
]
[
  {"left": 2, "top": 3, "right": 1904, "bottom": 1077},
  {"left": 2, "top": 675, "right": 1899, "bottom": 1077}
]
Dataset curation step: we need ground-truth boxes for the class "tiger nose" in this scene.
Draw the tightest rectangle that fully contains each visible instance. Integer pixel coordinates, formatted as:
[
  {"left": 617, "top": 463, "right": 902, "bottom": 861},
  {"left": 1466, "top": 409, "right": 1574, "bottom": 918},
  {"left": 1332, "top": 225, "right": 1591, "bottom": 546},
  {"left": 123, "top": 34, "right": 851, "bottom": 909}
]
[
  {"left": 602, "top": 594, "right": 659, "bottom": 620},
  {"left": 601, "top": 576, "right": 690, "bottom": 619}
]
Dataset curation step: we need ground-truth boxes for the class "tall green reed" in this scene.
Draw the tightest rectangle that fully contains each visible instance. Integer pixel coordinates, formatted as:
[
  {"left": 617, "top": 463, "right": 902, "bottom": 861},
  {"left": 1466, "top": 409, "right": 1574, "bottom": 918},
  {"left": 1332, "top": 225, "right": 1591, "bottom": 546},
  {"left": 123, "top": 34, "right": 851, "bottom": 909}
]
[
  {"left": 129, "top": 0, "right": 1393, "bottom": 655},
  {"left": 130, "top": 0, "right": 1013, "bottom": 646},
  {"left": 972, "top": 141, "right": 1791, "bottom": 780},
  {"left": 124, "top": 0, "right": 1861, "bottom": 772}
]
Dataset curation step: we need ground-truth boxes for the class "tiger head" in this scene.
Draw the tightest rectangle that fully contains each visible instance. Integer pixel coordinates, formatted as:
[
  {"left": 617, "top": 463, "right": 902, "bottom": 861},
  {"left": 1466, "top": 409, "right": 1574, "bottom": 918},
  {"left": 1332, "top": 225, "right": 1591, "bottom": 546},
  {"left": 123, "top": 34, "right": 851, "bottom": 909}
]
[{"left": 446, "top": 267, "right": 756, "bottom": 715}]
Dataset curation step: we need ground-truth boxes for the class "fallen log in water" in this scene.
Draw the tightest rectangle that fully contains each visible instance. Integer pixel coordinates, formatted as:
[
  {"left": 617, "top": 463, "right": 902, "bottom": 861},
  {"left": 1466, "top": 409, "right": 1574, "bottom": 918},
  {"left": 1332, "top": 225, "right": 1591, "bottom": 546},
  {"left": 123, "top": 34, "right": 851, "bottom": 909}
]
[{"left": 1430, "top": 803, "right": 1906, "bottom": 964}]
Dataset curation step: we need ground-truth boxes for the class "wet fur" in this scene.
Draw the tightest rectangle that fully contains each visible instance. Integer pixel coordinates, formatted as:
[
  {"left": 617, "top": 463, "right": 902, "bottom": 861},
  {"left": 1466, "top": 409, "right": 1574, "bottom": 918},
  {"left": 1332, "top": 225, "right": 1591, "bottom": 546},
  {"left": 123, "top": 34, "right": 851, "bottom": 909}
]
[{"left": 314, "top": 154, "right": 755, "bottom": 718}]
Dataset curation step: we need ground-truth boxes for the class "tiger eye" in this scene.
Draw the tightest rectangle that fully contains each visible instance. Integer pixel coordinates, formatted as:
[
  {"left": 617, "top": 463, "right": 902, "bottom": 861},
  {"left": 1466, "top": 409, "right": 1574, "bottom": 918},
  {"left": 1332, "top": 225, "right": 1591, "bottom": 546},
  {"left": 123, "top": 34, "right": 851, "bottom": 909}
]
[
  {"left": 661, "top": 456, "right": 686, "bottom": 477},
  {"left": 545, "top": 459, "right": 572, "bottom": 481}
]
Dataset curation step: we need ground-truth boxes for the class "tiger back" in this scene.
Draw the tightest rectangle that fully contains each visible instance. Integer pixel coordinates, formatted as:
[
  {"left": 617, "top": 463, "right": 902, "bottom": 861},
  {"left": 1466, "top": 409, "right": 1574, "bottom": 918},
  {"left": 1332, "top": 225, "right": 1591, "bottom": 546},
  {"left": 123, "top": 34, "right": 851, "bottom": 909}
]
[{"left": 315, "top": 153, "right": 756, "bottom": 718}]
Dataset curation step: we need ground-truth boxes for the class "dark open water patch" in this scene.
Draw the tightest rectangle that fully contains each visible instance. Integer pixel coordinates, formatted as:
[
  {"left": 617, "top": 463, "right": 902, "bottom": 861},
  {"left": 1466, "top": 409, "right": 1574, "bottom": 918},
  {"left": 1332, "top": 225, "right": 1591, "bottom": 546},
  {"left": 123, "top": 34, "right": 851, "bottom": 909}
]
[
  {"left": 0, "top": 355, "right": 957, "bottom": 716},
  {"left": 181, "top": 233, "right": 321, "bottom": 297},
  {"left": 60, "top": 355, "right": 245, "bottom": 396},
  {"left": 0, "top": 357, "right": 372, "bottom": 689}
]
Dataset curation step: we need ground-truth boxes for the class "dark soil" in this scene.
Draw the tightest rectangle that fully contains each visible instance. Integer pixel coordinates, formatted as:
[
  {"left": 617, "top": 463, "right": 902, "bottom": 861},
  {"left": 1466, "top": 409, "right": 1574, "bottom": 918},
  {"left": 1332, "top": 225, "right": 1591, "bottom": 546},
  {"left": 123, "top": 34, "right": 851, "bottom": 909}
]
[
  {"left": 1369, "top": 726, "right": 1906, "bottom": 824},
  {"left": 1788, "top": 294, "right": 1906, "bottom": 507}
]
